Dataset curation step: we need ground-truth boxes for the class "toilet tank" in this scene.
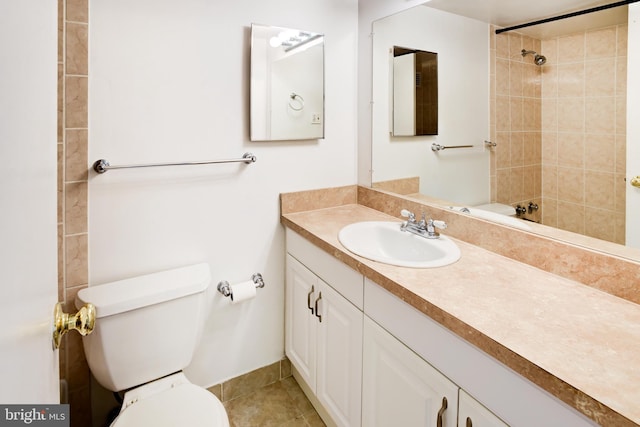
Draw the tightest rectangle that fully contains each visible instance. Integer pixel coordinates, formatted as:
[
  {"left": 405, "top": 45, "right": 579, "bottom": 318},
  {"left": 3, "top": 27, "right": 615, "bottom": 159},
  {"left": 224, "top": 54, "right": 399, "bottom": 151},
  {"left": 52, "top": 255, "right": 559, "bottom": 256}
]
[{"left": 76, "top": 263, "right": 211, "bottom": 392}]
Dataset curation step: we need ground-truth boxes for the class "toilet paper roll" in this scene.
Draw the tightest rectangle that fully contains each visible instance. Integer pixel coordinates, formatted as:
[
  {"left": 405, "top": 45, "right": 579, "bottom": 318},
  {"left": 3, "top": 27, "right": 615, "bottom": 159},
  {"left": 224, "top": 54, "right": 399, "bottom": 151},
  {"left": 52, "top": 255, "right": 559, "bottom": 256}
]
[{"left": 230, "top": 280, "right": 257, "bottom": 304}]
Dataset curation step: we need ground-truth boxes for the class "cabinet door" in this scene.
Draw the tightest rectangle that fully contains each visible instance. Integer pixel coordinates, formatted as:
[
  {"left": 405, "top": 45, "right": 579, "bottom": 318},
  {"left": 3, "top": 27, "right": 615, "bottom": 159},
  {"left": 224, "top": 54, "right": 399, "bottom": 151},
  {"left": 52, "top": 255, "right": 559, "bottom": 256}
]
[
  {"left": 363, "top": 317, "right": 459, "bottom": 427},
  {"left": 316, "top": 280, "right": 363, "bottom": 427},
  {"left": 458, "top": 389, "right": 509, "bottom": 427},
  {"left": 285, "top": 255, "right": 318, "bottom": 389}
]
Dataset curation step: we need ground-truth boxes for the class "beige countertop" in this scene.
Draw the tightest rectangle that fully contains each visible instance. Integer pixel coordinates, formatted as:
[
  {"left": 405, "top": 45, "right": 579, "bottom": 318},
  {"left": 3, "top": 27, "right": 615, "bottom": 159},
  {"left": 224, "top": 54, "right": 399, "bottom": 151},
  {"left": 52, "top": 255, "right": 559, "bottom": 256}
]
[{"left": 281, "top": 203, "right": 640, "bottom": 427}]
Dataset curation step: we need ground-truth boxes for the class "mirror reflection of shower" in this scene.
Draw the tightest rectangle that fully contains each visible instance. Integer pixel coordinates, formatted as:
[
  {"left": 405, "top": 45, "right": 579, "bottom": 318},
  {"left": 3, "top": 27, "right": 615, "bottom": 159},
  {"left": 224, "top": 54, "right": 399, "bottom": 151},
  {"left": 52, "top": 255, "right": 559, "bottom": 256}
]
[{"left": 521, "top": 49, "right": 546, "bottom": 65}]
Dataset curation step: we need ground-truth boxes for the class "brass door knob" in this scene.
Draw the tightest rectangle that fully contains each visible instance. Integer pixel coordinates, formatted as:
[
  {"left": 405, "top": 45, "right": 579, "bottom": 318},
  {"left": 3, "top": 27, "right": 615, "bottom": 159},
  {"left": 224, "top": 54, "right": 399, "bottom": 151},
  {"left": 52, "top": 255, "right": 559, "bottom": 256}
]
[
  {"left": 53, "top": 302, "right": 96, "bottom": 349},
  {"left": 631, "top": 176, "right": 640, "bottom": 188}
]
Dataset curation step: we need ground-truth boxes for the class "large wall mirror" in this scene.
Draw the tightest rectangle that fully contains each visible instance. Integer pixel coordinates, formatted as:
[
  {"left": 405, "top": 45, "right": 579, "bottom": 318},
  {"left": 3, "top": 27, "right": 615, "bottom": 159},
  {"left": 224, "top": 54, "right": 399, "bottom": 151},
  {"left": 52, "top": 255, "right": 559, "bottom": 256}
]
[
  {"left": 370, "top": 1, "right": 640, "bottom": 261},
  {"left": 250, "top": 24, "right": 325, "bottom": 141}
]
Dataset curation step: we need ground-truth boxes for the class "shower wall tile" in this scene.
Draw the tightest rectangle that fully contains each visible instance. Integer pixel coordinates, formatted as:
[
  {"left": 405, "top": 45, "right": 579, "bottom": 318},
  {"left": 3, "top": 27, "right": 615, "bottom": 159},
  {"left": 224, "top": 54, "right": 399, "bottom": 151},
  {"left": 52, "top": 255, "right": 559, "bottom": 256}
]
[
  {"left": 557, "top": 98, "right": 584, "bottom": 132},
  {"left": 615, "top": 96, "right": 626, "bottom": 134},
  {"left": 585, "top": 134, "right": 615, "bottom": 172},
  {"left": 557, "top": 63, "right": 584, "bottom": 97},
  {"left": 585, "top": 97, "right": 615, "bottom": 134},
  {"left": 585, "top": 58, "right": 615, "bottom": 96},
  {"left": 557, "top": 167, "right": 584, "bottom": 205},
  {"left": 586, "top": 27, "right": 617, "bottom": 59},
  {"left": 616, "top": 24, "right": 628, "bottom": 56},
  {"left": 557, "top": 133, "right": 584, "bottom": 168},
  {"left": 585, "top": 171, "right": 615, "bottom": 208},
  {"left": 558, "top": 33, "right": 585, "bottom": 63}
]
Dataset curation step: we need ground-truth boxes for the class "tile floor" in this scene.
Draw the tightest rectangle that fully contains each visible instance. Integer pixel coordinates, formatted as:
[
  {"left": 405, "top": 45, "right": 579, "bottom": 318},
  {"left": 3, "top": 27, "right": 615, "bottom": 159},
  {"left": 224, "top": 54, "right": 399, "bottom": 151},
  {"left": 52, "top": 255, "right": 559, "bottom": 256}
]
[{"left": 223, "top": 376, "right": 325, "bottom": 427}]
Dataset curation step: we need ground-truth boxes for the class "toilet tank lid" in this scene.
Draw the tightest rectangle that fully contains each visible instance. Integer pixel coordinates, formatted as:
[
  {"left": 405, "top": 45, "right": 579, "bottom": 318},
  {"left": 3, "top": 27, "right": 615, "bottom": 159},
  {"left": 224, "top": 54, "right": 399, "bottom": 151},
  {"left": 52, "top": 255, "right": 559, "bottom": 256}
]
[{"left": 76, "top": 263, "right": 211, "bottom": 318}]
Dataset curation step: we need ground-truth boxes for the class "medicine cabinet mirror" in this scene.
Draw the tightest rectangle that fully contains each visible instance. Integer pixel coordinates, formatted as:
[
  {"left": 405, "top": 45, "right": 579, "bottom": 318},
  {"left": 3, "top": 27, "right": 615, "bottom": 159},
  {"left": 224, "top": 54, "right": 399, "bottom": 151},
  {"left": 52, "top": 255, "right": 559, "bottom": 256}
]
[
  {"left": 250, "top": 24, "right": 325, "bottom": 141},
  {"left": 392, "top": 46, "right": 438, "bottom": 136}
]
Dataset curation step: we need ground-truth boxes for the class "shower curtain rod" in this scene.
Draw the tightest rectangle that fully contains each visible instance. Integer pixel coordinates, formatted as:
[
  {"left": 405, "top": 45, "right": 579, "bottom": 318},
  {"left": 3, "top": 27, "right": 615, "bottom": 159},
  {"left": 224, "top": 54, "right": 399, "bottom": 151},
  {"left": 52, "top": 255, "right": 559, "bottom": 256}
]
[{"left": 495, "top": 0, "right": 639, "bottom": 34}]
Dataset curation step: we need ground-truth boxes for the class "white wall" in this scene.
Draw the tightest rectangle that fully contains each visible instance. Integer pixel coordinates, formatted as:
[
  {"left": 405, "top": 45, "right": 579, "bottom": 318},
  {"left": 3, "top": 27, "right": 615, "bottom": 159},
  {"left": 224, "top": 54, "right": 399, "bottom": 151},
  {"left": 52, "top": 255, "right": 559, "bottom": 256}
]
[
  {"left": 370, "top": 6, "right": 490, "bottom": 205},
  {"left": 89, "top": 0, "right": 358, "bottom": 387}
]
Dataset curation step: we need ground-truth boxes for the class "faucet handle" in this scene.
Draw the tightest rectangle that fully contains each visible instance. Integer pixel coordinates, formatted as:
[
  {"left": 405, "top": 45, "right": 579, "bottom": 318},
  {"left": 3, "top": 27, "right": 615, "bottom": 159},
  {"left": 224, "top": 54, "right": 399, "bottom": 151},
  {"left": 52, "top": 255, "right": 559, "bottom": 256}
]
[
  {"left": 400, "top": 209, "right": 415, "bottom": 221},
  {"left": 431, "top": 220, "right": 447, "bottom": 230}
]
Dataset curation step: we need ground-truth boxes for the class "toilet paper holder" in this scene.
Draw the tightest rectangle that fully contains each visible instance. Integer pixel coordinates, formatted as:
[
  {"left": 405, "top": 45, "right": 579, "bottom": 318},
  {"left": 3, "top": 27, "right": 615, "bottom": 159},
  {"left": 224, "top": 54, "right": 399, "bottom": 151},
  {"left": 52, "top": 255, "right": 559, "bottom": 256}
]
[{"left": 217, "top": 273, "right": 265, "bottom": 298}]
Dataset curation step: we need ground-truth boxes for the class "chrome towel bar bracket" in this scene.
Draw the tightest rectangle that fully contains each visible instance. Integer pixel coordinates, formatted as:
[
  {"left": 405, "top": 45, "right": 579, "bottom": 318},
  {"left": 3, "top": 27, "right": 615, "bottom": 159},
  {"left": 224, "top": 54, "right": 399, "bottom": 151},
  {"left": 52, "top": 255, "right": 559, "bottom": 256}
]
[{"left": 93, "top": 152, "right": 257, "bottom": 174}]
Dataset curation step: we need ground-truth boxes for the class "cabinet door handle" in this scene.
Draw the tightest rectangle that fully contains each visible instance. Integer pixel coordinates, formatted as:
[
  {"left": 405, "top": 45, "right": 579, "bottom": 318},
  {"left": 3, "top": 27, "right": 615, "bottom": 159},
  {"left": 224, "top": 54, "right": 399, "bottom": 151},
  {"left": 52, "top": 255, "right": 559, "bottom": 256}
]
[
  {"left": 466, "top": 417, "right": 472, "bottom": 427},
  {"left": 314, "top": 292, "right": 322, "bottom": 323},
  {"left": 307, "top": 285, "right": 315, "bottom": 314},
  {"left": 436, "top": 396, "right": 448, "bottom": 427}
]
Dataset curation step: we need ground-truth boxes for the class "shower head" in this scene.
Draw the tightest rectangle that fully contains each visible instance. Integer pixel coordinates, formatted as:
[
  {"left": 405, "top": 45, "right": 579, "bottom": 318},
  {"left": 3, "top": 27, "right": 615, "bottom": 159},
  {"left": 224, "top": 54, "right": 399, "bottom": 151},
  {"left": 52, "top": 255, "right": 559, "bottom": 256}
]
[{"left": 521, "top": 49, "right": 547, "bottom": 66}]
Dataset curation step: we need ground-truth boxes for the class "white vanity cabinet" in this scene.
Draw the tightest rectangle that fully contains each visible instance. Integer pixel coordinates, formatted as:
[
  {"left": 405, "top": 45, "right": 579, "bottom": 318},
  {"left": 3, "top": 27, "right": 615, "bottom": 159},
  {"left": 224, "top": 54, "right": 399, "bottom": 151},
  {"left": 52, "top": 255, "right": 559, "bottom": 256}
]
[
  {"left": 458, "top": 389, "right": 508, "bottom": 427},
  {"left": 285, "top": 230, "right": 364, "bottom": 427},
  {"left": 363, "top": 317, "right": 459, "bottom": 427}
]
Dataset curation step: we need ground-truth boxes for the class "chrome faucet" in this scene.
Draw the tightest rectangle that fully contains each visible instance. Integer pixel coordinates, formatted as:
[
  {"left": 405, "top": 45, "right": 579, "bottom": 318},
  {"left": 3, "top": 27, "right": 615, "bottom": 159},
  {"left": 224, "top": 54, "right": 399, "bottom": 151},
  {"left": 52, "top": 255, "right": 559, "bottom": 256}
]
[{"left": 400, "top": 209, "right": 447, "bottom": 239}]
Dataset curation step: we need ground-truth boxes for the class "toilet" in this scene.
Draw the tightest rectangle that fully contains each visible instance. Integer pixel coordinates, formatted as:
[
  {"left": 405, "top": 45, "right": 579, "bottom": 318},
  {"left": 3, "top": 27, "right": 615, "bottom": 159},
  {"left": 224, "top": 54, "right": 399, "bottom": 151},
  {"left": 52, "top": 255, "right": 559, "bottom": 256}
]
[{"left": 75, "top": 263, "right": 230, "bottom": 427}]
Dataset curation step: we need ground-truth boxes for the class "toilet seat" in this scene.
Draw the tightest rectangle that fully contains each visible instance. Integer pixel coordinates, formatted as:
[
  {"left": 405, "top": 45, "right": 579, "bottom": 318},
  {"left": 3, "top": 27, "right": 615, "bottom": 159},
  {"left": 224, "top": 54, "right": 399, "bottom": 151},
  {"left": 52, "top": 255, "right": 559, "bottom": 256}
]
[{"left": 111, "top": 373, "right": 229, "bottom": 427}]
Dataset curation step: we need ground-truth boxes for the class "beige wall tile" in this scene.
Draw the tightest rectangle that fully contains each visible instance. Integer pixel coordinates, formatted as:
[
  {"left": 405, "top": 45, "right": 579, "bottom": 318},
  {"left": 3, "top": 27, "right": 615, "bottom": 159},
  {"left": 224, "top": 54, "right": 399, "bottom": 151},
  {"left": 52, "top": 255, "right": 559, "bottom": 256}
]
[
  {"left": 541, "top": 38, "right": 558, "bottom": 64},
  {"left": 584, "top": 171, "right": 615, "bottom": 208},
  {"left": 509, "top": 167, "right": 524, "bottom": 202},
  {"left": 541, "top": 98, "right": 558, "bottom": 130},
  {"left": 495, "top": 59, "right": 509, "bottom": 95},
  {"left": 64, "top": 182, "right": 88, "bottom": 235},
  {"left": 557, "top": 201, "right": 585, "bottom": 234},
  {"left": 586, "top": 26, "right": 616, "bottom": 59},
  {"left": 58, "top": 225, "right": 64, "bottom": 300},
  {"left": 57, "top": 143, "right": 64, "bottom": 220},
  {"left": 541, "top": 65, "right": 557, "bottom": 98},
  {"left": 617, "top": 24, "right": 628, "bottom": 57},
  {"left": 65, "top": 129, "right": 88, "bottom": 182},
  {"left": 557, "top": 167, "right": 584, "bottom": 204},
  {"left": 509, "top": 61, "right": 523, "bottom": 96},
  {"left": 508, "top": 32, "right": 522, "bottom": 59},
  {"left": 616, "top": 59, "right": 627, "bottom": 97},
  {"left": 557, "top": 63, "right": 584, "bottom": 98},
  {"left": 495, "top": 132, "right": 511, "bottom": 168},
  {"left": 65, "top": 76, "right": 88, "bottom": 128},
  {"left": 65, "top": 234, "right": 88, "bottom": 287},
  {"left": 542, "top": 198, "right": 558, "bottom": 226},
  {"left": 509, "top": 97, "right": 523, "bottom": 131},
  {"left": 542, "top": 132, "right": 558, "bottom": 164},
  {"left": 615, "top": 134, "right": 626, "bottom": 174},
  {"left": 496, "top": 169, "right": 511, "bottom": 204},
  {"left": 615, "top": 173, "right": 627, "bottom": 213},
  {"left": 496, "top": 33, "right": 509, "bottom": 59},
  {"left": 614, "top": 211, "right": 626, "bottom": 245},
  {"left": 557, "top": 133, "right": 584, "bottom": 168},
  {"left": 58, "top": 64, "right": 64, "bottom": 142},
  {"left": 510, "top": 132, "right": 524, "bottom": 166},
  {"left": 557, "top": 98, "right": 584, "bottom": 132},
  {"left": 65, "top": 22, "right": 88, "bottom": 75},
  {"left": 495, "top": 96, "right": 510, "bottom": 131},
  {"left": 585, "top": 58, "right": 615, "bottom": 96},
  {"left": 585, "top": 97, "right": 615, "bottom": 134},
  {"left": 542, "top": 165, "right": 558, "bottom": 199},
  {"left": 66, "top": 0, "right": 88, "bottom": 23},
  {"left": 585, "top": 134, "right": 615, "bottom": 172},
  {"left": 585, "top": 207, "right": 615, "bottom": 241},
  {"left": 616, "top": 96, "right": 626, "bottom": 134},
  {"left": 558, "top": 33, "right": 585, "bottom": 64}
]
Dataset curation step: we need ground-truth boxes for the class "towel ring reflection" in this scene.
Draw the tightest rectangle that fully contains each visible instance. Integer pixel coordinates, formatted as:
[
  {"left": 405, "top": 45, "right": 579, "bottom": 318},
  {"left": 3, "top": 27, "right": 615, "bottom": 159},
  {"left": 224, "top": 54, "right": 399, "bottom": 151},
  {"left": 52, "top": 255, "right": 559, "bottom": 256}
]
[{"left": 289, "top": 93, "right": 304, "bottom": 111}]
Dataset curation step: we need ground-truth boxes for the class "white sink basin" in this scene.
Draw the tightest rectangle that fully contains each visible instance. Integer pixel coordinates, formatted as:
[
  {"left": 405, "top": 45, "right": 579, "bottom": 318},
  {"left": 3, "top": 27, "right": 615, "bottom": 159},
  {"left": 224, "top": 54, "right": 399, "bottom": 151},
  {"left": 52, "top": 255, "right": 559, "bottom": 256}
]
[{"left": 338, "top": 221, "right": 461, "bottom": 268}]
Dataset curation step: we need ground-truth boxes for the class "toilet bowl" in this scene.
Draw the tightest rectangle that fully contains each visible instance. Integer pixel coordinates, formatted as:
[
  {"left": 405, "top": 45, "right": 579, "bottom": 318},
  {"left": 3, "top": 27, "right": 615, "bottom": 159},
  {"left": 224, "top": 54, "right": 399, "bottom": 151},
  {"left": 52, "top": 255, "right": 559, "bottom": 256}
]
[{"left": 76, "top": 264, "right": 229, "bottom": 427}]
